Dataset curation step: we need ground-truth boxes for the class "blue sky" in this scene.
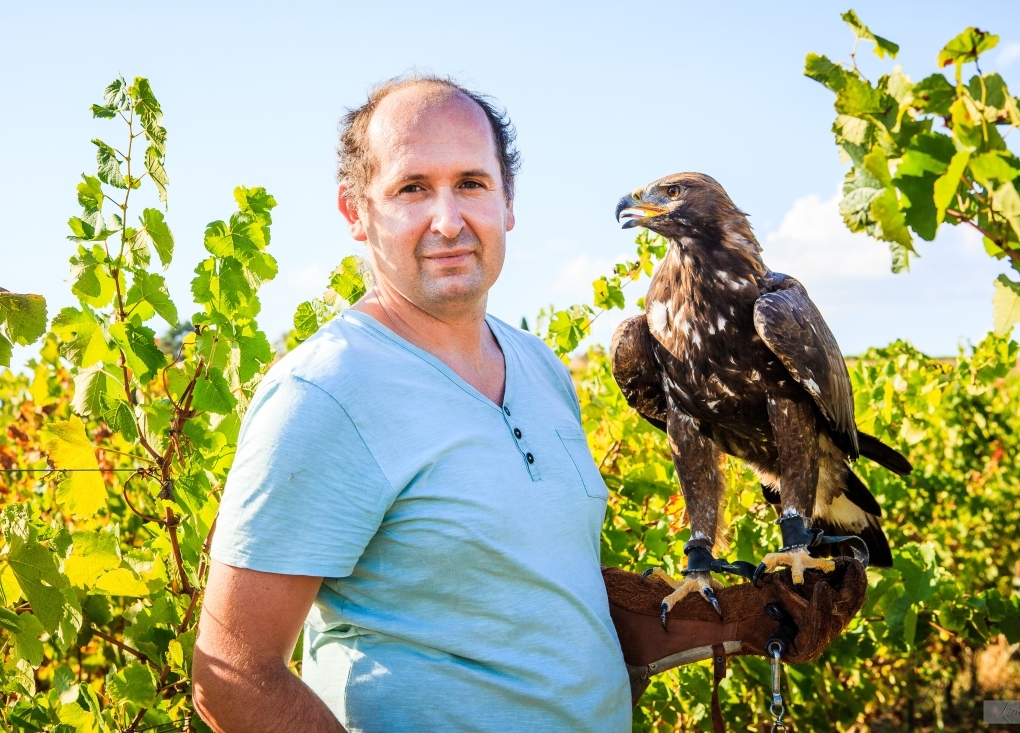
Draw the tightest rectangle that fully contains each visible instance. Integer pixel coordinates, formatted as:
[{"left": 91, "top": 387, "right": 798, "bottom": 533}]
[{"left": 2, "top": 1, "right": 1018, "bottom": 372}]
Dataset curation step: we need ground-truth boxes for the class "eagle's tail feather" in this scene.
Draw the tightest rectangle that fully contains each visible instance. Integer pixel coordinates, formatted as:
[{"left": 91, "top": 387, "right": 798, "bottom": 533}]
[
  {"left": 812, "top": 468, "right": 893, "bottom": 568},
  {"left": 857, "top": 431, "right": 912, "bottom": 476},
  {"left": 844, "top": 469, "right": 882, "bottom": 516}
]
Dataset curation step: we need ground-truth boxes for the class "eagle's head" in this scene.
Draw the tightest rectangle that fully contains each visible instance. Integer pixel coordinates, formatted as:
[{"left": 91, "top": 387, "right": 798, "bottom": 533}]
[{"left": 615, "top": 172, "right": 763, "bottom": 271}]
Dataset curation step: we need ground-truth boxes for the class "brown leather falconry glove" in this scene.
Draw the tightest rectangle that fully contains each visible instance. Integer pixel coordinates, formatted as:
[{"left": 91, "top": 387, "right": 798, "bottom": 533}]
[{"left": 603, "top": 557, "right": 868, "bottom": 712}]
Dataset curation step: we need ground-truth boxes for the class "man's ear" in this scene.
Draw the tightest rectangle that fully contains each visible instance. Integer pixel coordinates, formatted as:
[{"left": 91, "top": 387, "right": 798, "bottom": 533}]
[
  {"left": 506, "top": 197, "right": 516, "bottom": 233},
  {"left": 338, "top": 186, "right": 368, "bottom": 242}
]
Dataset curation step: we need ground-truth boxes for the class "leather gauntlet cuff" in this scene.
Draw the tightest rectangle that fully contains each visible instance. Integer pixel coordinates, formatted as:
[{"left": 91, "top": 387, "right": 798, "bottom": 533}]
[{"left": 604, "top": 558, "right": 869, "bottom": 707}]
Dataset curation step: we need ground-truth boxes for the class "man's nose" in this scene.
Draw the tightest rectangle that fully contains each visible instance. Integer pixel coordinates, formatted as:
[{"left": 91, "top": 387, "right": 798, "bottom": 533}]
[{"left": 430, "top": 187, "right": 465, "bottom": 240}]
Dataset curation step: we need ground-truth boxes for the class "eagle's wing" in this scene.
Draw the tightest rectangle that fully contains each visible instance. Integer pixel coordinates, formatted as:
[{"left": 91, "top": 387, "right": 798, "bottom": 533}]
[
  {"left": 753, "top": 276, "right": 859, "bottom": 458},
  {"left": 610, "top": 315, "right": 667, "bottom": 432}
]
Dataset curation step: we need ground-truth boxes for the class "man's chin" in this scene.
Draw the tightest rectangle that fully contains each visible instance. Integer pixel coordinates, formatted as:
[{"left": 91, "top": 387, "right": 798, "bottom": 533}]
[{"left": 417, "top": 272, "right": 491, "bottom": 306}]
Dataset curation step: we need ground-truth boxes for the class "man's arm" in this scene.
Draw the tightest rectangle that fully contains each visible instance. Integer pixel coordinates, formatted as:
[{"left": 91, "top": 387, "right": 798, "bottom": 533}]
[{"left": 193, "top": 560, "right": 347, "bottom": 733}]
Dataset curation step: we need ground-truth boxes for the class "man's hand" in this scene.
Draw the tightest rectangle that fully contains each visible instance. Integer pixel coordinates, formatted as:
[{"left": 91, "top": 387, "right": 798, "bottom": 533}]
[{"left": 193, "top": 561, "right": 347, "bottom": 733}]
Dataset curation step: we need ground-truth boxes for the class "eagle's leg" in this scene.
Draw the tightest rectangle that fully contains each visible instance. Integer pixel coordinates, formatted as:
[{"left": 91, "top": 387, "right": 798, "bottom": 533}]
[
  {"left": 758, "top": 395, "right": 834, "bottom": 583},
  {"left": 643, "top": 410, "right": 729, "bottom": 624}
]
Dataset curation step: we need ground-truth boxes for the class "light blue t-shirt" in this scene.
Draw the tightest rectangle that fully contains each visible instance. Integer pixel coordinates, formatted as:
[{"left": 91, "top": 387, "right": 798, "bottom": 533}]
[{"left": 210, "top": 311, "right": 631, "bottom": 733}]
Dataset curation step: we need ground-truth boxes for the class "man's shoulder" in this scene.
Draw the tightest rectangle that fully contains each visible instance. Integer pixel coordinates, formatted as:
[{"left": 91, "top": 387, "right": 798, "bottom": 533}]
[{"left": 261, "top": 312, "right": 396, "bottom": 400}]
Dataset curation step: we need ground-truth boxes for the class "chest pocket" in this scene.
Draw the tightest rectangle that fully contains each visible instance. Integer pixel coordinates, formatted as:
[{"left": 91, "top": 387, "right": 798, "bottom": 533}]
[{"left": 556, "top": 427, "right": 610, "bottom": 500}]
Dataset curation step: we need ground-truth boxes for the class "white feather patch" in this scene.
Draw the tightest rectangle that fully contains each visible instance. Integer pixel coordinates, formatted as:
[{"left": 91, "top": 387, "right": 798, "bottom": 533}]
[
  {"left": 648, "top": 300, "right": 669, "bottom": 336},
  {"left": 816, "top": 493, "right": 868, "bottom": 532}
]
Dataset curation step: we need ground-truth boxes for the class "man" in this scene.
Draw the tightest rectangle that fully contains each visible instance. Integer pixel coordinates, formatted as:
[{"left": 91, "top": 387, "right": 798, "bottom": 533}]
[{"left": 192, "top": 76, "right": 632, "bottom": 732}]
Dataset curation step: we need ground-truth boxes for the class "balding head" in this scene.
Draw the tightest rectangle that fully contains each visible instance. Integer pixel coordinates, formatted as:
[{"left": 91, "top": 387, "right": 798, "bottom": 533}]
[{"left": 337, "top": 75, "right": 520, "bottom": 206}]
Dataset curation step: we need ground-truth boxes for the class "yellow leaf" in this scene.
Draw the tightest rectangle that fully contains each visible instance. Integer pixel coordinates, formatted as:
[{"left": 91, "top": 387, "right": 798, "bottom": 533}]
[
  {"left": 58, "top": 701, "right": 96, "bottom": 733},
  {"left": 0, "top": 563, "right": 22, "bottom": 606},
  {"left": 64, "top": 532, "right": 120, "bottom": 588},
  {"left": 95, "top": 568, "right": 149, "bottom": 597},
  {"left": 41, "top": 416, "right": 107, "bottom": 518}
]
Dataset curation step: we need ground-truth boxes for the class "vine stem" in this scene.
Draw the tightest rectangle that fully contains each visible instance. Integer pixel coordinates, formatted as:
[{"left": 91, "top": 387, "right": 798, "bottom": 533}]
[
  {"left": 156, "top": 357, "right": 204, "bottom": 597},
  {"left": 554, "top": 258, "right": 652, "bottom": 351},
  {"left": 90, "top": 629, "right": 154, "bottom": 665},
  {"left": 98, "top": 447, "right": 156, "bottom": 464},
  {"left": 164, "top": 506, "right": 192, "bottom": 595},
  {"left": 122, "top": 471, "right": 164, "bottom": 525},
  {"left": 945, "top": 209, "right": 1020, "bottom": 267},
  {"left": 125, "top": 518, "right": 217, "bottom": 733}
]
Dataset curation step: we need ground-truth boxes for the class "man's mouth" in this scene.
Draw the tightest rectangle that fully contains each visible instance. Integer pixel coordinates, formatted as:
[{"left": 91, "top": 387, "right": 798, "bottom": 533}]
[{"left": 423, "top": 248, "right": 476, "bottom": 265}]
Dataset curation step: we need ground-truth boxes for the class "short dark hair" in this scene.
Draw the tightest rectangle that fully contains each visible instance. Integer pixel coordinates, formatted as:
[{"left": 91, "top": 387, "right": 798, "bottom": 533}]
[{"left": 336, "top": 74, "right": 520, "bottom": 204}]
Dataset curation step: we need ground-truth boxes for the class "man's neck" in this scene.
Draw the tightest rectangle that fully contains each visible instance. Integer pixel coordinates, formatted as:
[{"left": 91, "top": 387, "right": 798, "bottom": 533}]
[{"left": 351, "top": 286, "right": 506, "bottom": 405}]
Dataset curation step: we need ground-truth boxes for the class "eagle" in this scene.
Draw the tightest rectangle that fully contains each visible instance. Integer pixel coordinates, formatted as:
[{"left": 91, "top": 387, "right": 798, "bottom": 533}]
[{"left": 611, "top": 172, "right": 911, "bottom": 625}]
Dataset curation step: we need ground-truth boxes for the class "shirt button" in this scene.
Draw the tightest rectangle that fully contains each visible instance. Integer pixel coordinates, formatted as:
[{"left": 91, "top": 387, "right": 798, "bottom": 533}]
[
  {"left": 526, "top": 453, "right": 534, "bottom": 464},
  {"left": 514, "top": 428, "right": 522, "bottom": 439},
  {"left": 504, "top": 406, "right": 511, "bottom": 416}
]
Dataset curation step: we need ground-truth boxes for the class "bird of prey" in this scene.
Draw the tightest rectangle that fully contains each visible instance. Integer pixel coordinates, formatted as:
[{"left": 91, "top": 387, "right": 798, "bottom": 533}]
[{"left": 611, "top": 172, "right": 911, "bottom": 624}]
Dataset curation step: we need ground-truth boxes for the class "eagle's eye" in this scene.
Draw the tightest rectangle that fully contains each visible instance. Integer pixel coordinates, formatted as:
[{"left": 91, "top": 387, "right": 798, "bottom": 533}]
[{"left": 667, "top": 185, "right": 681, "bottom": 199}]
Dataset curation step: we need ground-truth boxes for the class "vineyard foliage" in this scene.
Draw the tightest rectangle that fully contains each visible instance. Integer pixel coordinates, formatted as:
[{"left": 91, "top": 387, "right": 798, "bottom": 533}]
[
  {"left": 805, "top": 12, "right": 1020, "bottom": 335},
  {"left": 0, "top": 76, "right": 280, "bottom": 732},
  {"left": 0, "top": 21, "right": 1018, "bottom": 732}
]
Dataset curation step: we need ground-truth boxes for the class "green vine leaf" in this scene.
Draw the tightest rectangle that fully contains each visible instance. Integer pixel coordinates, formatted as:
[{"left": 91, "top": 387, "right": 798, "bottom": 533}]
[
  {"left": 938, "top": 27, "right": 999, "bottom": 71},
  {"left": 51, "top": 307, "right": 118, "bottom": 368},
  {"left": 125, "top": 271, "right": 178, "bottom": 327},
  {"left": 106, "top": 662, "right": 157, "bottom": 707},
  {"left": 328, "top": 255, "right": 368, "bottom": 305},
  {"left": 6, "top": 537, "right": 73, "bottom": 635},
  {"left": 93, "top": 140, "right": 126, "bottom": 189},
  {"left": 992, "top": 275, "right": 1020, "bottom": 336},
  {"left": 841, "top": 10, "right": 899, "bottom": 59},
  {"left": 108, "top": 321, "right": 166, "bottom": 382},
  {"left": 71, "top": 365, "right": 110, "bottom": 417},
  {"left": 0, "top": 290, "right": 48, "bottom": 366}
]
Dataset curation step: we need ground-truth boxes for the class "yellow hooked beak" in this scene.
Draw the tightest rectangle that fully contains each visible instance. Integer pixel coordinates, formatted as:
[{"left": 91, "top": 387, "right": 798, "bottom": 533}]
[{"left": 615, "top": 190, "right": 668, "bottom": 229}]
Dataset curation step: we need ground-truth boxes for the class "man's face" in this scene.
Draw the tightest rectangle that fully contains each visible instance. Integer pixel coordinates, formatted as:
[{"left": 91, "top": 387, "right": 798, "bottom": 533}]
[{"left": 341, "top": 87, "right": 514, "bottom": 312}]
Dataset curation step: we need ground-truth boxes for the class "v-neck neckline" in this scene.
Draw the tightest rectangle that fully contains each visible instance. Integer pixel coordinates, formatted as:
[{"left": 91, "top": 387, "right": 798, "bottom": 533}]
[{"left": 340, "top": 310, "right": 515, "bottom": 413}]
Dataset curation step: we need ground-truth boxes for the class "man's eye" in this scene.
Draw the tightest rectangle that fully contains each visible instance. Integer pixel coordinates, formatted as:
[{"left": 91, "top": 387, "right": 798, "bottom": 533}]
[
  {"left": 399, "top": 184, "right": 424, "bottom": 194},
  {"left": 667, "top": 186, "right": 681, "bottom": 198},
  {"left": 461, "top": 180, "right": 484, "bottom": 189}
]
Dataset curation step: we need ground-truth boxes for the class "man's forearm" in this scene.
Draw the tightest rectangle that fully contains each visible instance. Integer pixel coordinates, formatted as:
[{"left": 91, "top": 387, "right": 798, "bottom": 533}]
[{"left": 193, "top": 654, "right": 346, "bottom": 733}]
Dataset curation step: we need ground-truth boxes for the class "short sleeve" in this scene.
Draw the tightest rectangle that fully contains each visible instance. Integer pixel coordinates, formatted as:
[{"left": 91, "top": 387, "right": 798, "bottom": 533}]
[{"left": 210, "top": 374, "right": 397, "bottom": 578}]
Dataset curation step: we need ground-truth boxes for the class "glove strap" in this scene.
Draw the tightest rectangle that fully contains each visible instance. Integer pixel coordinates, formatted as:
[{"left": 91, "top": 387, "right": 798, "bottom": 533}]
[{"left": 711, "top": 643, "right": 727, "bottom": 733}]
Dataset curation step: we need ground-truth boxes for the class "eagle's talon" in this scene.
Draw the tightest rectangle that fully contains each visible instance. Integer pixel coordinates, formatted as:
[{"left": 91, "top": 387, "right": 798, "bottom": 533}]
[
  {"left": 752, "top": 561, "right": 768, "bottom": 586},
  {"left": 641, "top": 568, "right": 655, "bottom": 582},
  {"left": 702, "top": 586, "right": 723, "bottom": 619},
  {"left": 758, "top": 545, "right": 836, "bottom": 584},
  {"left": 657, "top": 570, "right": 724, "bottom": 626}
]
